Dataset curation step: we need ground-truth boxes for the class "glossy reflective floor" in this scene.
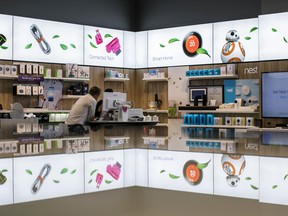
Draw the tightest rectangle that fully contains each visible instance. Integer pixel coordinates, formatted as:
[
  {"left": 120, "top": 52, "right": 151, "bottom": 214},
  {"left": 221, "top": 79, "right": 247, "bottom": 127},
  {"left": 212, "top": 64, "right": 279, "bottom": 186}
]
[{"left": 1, "top": 119, "right": 288, "bottom": 215}]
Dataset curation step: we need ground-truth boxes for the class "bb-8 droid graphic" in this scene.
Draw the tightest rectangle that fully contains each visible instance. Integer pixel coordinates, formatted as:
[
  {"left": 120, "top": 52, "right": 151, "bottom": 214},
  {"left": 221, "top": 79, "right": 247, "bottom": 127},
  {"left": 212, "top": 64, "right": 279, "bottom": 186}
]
[
  {"left": 221, "top": 30, "right": 245, "bottom": 63},
  {"left": 221, "top": 154, "right": 246, "bottom": 187}
]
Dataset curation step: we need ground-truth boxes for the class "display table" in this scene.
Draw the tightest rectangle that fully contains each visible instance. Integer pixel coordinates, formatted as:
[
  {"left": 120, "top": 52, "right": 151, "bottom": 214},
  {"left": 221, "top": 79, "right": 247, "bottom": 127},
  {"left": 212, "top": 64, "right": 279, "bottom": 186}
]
[{"left": 87, "top": 120, "right": 159, "bottom": 126}]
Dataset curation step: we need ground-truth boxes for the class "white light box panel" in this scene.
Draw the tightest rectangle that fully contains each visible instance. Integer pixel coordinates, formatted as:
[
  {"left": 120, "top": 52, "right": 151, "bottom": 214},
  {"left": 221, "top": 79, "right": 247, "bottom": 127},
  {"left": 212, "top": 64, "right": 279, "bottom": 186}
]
[
  {"left": 84, "top": 26, "right": 124, "bottom": 67},
  {"left": 84, "top": 150, "right": 124, "bottom": 193},
  {"left": 13, "top": 16, "right": 84, "bottom": 64},
  {"left": 148, "top": 23, "right": 213, "bottom": 67},
  {"left": 148, "top": 150, "right": 213, "bottom": 194},
  {"left": 0, "top": 14, "right": 13, "bottom": 60},
  {"left": 0, "top": 158, "right": 13, "bottom": 206},
  {"left": 13, "top": 154, "right": 84, "bottom": 204},
  {"left": 259, "top": 12, "right": 288, "bottom": 61},
  {"left": 213, "top": 18, "right": 259, "bottom": 63},
  {"left": 213, "top": 153, "right": 259, "bottom": 200}
]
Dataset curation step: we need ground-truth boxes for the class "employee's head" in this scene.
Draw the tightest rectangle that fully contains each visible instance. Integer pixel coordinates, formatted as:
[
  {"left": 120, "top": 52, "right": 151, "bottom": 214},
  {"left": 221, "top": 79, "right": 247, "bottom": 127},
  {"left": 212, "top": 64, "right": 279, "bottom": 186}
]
[{"left": 89, "top": 86, "right": 101, "bottom": 100}]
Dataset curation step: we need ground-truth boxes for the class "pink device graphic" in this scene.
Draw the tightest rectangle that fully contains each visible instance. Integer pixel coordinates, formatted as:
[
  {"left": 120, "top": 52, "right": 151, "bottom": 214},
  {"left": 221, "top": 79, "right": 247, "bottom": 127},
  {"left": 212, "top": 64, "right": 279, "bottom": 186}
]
[
  {"left": 96, "top": 173, "right": 103, "bottom": 188},
  {"left": 95, "top": 29, "right": 103, "bottom": 45},
  {"left": 106, "top": 37, "right": 121, "bottom": 56},
  {"left": 106, "top": 162, "right": 121, "bottom": 180}
]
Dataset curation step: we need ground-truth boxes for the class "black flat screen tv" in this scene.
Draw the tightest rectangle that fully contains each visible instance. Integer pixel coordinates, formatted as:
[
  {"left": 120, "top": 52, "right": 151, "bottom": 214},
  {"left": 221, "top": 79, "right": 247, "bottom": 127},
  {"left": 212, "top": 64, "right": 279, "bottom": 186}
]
[{"left": 262, "top": 71, "right": 288, "bottom": 118}]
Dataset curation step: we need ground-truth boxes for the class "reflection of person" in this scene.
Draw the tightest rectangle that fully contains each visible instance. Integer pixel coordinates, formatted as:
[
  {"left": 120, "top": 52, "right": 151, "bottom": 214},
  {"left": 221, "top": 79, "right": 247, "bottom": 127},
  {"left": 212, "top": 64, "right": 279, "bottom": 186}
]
[
  {"left": 65, "top": 86, "right": 101, "bottom": 125},
  {"left": 95, "top": 88, "right": 113, "bottom": 119}
]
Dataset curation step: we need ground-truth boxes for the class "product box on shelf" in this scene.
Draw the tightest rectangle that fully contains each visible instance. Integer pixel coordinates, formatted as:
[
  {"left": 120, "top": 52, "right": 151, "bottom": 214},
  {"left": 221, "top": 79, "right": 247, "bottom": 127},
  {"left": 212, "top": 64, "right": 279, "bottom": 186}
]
[
  {"left": 32, "top": 64, "right": 39, "bottom": 75},
  {"left": 26, "top": 64, "right": 32, "bottom": 74},
  {"left": 44, "top": 68, "right": 51, "bottom": 77},
  {"left": 39, "top": 65, "right": 44, "bottom": 75},
  {"left": 4, "top": 65, "right": 11, "bottom": 75},
  {"left": 220, "top": 66, "right": 226, "bottom": 75},
  {"left": 26, "top": 144, "right": 32, "bottom": 154},
  {"left": 32, "top": 85, "right": 39, "bottom": 95},
  {"left": 226, "top": 64, "right": 236, "bottom": 75},
  {"left": 11, "top": 65, "right": 17, "bottom": 76},
  {"left": 78, "top": 66, "right": 90, "bottom": 78},
  {"left": 0, "top": 65, "right": 4, "bottom": 75},
  {"left": 25, "top": 85, "right": 32, "bottom": 95},
  {"left": 19, "top": 63, "right": 26, "bottom": 74},
  {"left": 66, "top": 63, "right": 78, "bottom": 78},
  {"left": 225, "top": 117, "right": 235, "bottom": 126},
  {"left": 246, "top": 117, "right": 254, "bottom": 126},
  {"left": 55, "top": 69, "right": 63, "bottom": 78},
  {"left": 235, "top": 117, "right": 245, "bottom": 126}
]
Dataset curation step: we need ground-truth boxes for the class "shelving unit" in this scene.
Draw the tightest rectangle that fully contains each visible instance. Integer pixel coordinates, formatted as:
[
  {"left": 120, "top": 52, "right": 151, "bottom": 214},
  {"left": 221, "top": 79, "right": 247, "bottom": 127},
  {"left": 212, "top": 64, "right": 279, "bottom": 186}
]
[
  {"left": 142, "top": 77, "right": 168, "bottom": 81},
  {"left": 44, "top": 77, "right": 89, "bottom": 82},
  {"left": 181, "top": 124, "right": 257, "bottom": 129},
  {"left": 0, "top": 74, "right": 18, "bottom": 79},
  {"left": 188, "top": 74, "right": 238, "bottom": 80},
  {"left": 143, "top": 109, "right": 168, "bottom": 114},
  {"left": 104, "top": 77, "right": 130, "bottom": 82}
]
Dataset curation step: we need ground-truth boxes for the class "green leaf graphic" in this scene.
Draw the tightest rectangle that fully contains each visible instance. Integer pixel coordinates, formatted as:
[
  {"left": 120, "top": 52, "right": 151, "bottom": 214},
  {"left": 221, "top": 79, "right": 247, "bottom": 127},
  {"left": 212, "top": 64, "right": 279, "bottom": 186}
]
[
  {"left": 196, "top": 48, "right": 211, "bottom": 58},
  {"left": 284, "top": 174, "right": 288, "bottom": 180},
  {"left": 53, "top": 180, "right": 60, "bottom": 183},
  {"left": 60, "top": 44, "right": 68, "bottom": 50},
  {"left": 88, "top": 34, "right": 92, "bottom": 39},
  {"left": 1, "top": 169, "right": 8, "bottom": 173},
  {"left": 168, "top": 38, "right": 180, "bottom": 44},
  {"left": 169, "top": 174, "right": 180, "bottom": 179},
  {"left": 160, "top": 170, "right": 166, "bottom": 174},
  {"left": 245, "top": 36, "right": 251, "bottom": 40},
  {"left": 52, "top": 35, "right": 60, "bottom": 39},
  {"left": 0, "top": 46, "right": 8, "bottom": 50},
  {"left": 71, "top": 169, "right": 76, "bottom": 174},
  {"left": 25, "top": 43, "right": 32, "bottom": 49},
  {"left": 104, "top": 34, "right": 113, "bottom": 38},
  {"left": 160, "top": 44, "right": 165, "bottom": 48},
  {"left": 60, "top": 168, "right": 68, "bottom": 174},
  {"left": 272, "top": 185, "right": 278, "bottom": 189},
  {"left": 25, "top": 169, "right": 33, "bottom": 175},
  {"left": 90, "top": 169, "right": 98, "bottom": 176},
  {"left": 272, "top": 28, "right": 277, "bottom": 32},
  {"left": 283, "top": 37, "right": 288, "bottom": 43},
  {"left": 245, "top": 177, "right": 252, "bottom": 180},
  {"left": 250, "top": 27, "right": 258, "bottom": 33},
  {"left": 197, "top": 159, "right": 211, "bottom": 169},
  {"left": 88, "top": 179, "right": 92, "bottom": 184},
  {"left": 105, "top": 180, "right": 113, "bottom": 184},
  {"left": 70, "top": 44, "right": 76, "bottom": 49},
  {"left": 90, "top": 42, "right": 97, "bottom": 48},
  {"left": 251, "top": 184, "right": 258, "bottom": 190}
]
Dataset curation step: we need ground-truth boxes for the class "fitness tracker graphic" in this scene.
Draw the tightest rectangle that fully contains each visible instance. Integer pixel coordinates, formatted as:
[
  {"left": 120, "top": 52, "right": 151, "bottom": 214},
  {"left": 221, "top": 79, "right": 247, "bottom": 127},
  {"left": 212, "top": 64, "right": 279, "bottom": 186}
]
[
  {"left": 182, "top": 32, "right": 202, "bottom": 57},
  {"left": 30, "top": 24, "right": 51, "bottom": 55},
  {"left": 31, "top": 163, "right": 52, "bottom": 194}
]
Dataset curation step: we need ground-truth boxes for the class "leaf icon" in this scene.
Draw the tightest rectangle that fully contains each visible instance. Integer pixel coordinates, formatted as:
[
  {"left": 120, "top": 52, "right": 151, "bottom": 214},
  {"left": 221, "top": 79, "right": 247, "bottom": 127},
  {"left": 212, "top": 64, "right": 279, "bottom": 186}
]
[
  {"left": 25, "top": 169, "right": 33, "bottom": 175},
  {"left": 160, "top": 44, "right": 165, "bottom": 48},
  {"left": 168, "top": 38, "right": 180, "bottom": 44},
  {"left": 283, "top": 37, "right": 288, "bottom": 43},
  {"left": 105, "top": 180, "right": 113, "bottom": 184},
  {"left": 71, "top": 169, "right": 76, "bottom": 174},
  {"left": 196, "top": 48, "right": 211, "bottom": 58},
  {"left": 52, "top": 35, "right": 60, "bottom": 39},
  {"left": 88, "top": 179, "right": 92, "bottom": 184},
  {"left": 88, "top": 34, "right": 92, "bottom": 39},
  {"left": 197, "top": 159, "right": 211, "bottom": 169},
  {"left": 284, "top": 174, "right": 288, "bottom": 180},
  {"left": 250, "top": 184, "right": 258, "bottom": 190},
  {"left": 25, "top": 43, "right": 32, "bottom": 49},
  {"left": 245, "top": 177, "right": 252, "bottom": 180},
  {"left": 90, "top": 42, "right": 97, "bottom": 48},
  {"left": 104, "top": 34, "right": 113, "bottom": 38},
  {"left": 245, "top": 36, "right": 251, "bottom": 40},
  {"left": 160, "top": 170, "right": 166, "bottom": 174},
  {"left": 1, "top": 169, "right": 8, "bottom": 173},
  {"left": 0, "top": 46, "right": 8, "bottom": 50},
  {"left": 90, "top": 169, "right": 98, "bottom": 176},
  {"left": 169, "top": 174, "right": 180, "bottom": 179},
  {"left": 272, "top": 185, "right": 278, "bottom": 189},
  {"left": 272, "top": 28, "right": 277, "bottom": 32},
  {"left": 60, "top": 168, "right": 68, "bottom": 174},
  {"left": 60, "top": 44, "right": 68, "bottom": 50},
  {"left": 53, "top": 180, "right": 60, "bottom": 183},
  {"left": 250, "top": 27, "right": 258, "bottom": 33},
  {"left": 70, "top": 44, "right": 76, "bottom": 49}
]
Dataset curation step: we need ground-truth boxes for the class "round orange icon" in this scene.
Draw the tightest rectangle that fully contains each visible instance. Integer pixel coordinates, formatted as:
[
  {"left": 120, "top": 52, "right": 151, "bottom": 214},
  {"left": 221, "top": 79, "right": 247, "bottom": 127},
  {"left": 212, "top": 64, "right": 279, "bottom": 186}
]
[{"left": 183, "top": 32, "right": 202, "bottom": 57}]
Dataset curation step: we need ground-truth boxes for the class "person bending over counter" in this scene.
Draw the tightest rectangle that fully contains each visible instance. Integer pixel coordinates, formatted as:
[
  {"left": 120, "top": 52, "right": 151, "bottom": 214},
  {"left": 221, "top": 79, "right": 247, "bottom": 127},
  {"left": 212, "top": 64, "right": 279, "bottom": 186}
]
[
  {"left": 95, "top": 88, "right": 113, "bottom": 119},
  {"left": 65, "top": 86, "right": 101, "bottom": 125}
]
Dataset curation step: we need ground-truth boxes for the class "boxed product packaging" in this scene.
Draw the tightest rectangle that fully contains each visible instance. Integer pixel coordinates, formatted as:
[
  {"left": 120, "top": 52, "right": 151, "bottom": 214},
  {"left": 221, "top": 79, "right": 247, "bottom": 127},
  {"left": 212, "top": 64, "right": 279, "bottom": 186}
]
[
  {"left": 32, "top": 64, "right": 39, "bottom": 75},
  {"left": 4, "top": 142, "right": 11, "bottom": 153},
  {"left": 66, "top": 64, "right": 78, "bottom": 78},
  {"left": 25, "top": 85, "right": 32, "bottom": 95},
  {"left": 20, "top": 144, "right": 26, "bottom": 154},
  {"left": 225, "top": 117, "right": 235, "bottom": 126},
  {"left": 26, "top": 144, "right": 32, "bottom": 154},
  {"left": 227, "top": 64, "right": 236, "bottom": 75},
  {"left": 246, "top": 117, "right": 254, "bottom": 126},
  {"left": 44, "top": 68, "right": 51, "bottom": 77},
  {"left": 33, "top": 123, "right": 39, "bottom": 132},
  {"left": 4, "top": 65, "right": 11, "bottom": 75},
  {"left": 26, "top": 63, "right": 32, "bottom": 74},
  {"left": 220, "top": 66, "right": 226, "bottom": 75},
  {"left": 235, "top": 117, "right": 245, "bottom": 126},
  {"left": 39, "top": 65, "right": 44, "bottom": 75},
  {"left": 17, "top": 85, "right": 26, "bottom": 95},
  {"left": 214, "top": 117, "right": 223, "bottom": 125},
  {"left": 0, "top": 65, "right": 4, "bottom": 75},
  {"left": 55, "top": 69, "right": 63, "bottom": 78},
  {"left": 39, "top": 143, "right": 44, "bottom": 153},
  {"left": 20, "top": 63, "right": 26, "bottom": 74},
  {"left": 33, "top": 143, "right": 39, "bottom": 154},
  {"left": 25, "top": 123, "right": 32, "bottom": 132},
  {"left": 32, "top": 85, "right": 39, "bottom": 95},
  {"left": 11, "top": 141, "right": 17, "bottom": 153},
  {"left": 38, "top": 86, "right": 44, "bottom": 95},
  {"left": 78, "top": 66, "right": 90, "bottom": 78},
  {"left": 11, "top": 65, "right": 18, "bottom": 76}
]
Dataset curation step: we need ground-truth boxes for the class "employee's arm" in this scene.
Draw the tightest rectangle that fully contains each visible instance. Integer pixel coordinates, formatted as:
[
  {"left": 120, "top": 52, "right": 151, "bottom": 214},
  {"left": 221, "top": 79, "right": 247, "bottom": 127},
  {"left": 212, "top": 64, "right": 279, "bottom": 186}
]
[{"left": 88, "top": 101, "right": 97, "bottom": 121}]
